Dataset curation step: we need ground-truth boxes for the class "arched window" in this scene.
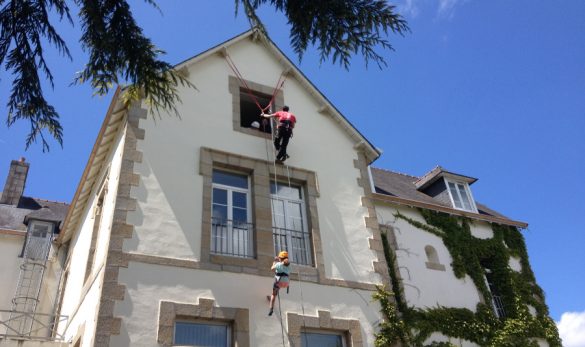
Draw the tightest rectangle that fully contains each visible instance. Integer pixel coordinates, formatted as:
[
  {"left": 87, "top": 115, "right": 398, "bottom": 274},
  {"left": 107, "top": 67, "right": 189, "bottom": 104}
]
[{"left": 425, "top": 245, "right": 445, "bottom": 271}]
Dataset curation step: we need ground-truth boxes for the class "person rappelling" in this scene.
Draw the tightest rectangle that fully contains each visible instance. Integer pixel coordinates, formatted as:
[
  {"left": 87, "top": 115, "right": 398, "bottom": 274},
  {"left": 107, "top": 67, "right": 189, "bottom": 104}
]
[
  {"left": 262, "top": 106, "right": 297, "bottom": 163},
  {"left": 268, "top": 251, "right": 290, "bottom": 316}
]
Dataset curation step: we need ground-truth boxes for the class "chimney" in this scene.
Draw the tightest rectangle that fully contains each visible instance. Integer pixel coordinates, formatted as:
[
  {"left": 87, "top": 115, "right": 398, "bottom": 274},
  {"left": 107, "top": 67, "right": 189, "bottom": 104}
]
[{"left": 0, "top": 157, "right": 30, "bottom": 205}]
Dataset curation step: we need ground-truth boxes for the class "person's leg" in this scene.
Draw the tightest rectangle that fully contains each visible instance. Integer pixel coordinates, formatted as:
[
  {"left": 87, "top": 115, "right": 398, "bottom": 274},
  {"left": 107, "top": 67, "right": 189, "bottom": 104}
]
[
  {"left": 273, "top": 127, "right": 281, "bottom": 151},
  {"left": 269, "top": 286, "right": 279, "bottom": 315},
  {"left": 277, "top": 129, "right": 291, "bottom": 160}
]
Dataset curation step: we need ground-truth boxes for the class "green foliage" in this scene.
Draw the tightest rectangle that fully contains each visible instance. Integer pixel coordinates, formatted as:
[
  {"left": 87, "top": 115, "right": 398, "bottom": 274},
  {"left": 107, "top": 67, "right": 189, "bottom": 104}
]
[
  {"left": 236, "top": 0, "right": 409, "bottom": 69},
  {"left": 372, "top": 210, "right": 562, "bottom": 347},
  {"left": 0, "top": 0, "right": 72, "bottom": 151}
]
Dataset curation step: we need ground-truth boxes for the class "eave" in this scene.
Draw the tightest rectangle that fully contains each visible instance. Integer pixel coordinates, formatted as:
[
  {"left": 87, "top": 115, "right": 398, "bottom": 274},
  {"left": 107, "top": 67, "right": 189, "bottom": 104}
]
[
  {"left": 56, "top": 88, "right": 127, "bottom": 244},
  {"left": 372, "top": 192, "right": 528, "bottom": 229}
]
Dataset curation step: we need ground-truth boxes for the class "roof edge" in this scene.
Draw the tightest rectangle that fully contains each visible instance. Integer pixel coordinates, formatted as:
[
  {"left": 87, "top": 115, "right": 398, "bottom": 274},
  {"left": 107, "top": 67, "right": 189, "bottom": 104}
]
[
  {"left": 372, "top": 192, "right": 528, "bottom": 229},
  {"left": 57, "top": 88, "right": 126, "bottom": 244}
]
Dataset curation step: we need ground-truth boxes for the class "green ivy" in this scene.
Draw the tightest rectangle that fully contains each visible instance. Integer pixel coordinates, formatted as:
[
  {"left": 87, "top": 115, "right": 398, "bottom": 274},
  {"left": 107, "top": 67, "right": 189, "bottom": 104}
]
[{"left": 373, "top": 210, "right": 561, "bottom": 347}]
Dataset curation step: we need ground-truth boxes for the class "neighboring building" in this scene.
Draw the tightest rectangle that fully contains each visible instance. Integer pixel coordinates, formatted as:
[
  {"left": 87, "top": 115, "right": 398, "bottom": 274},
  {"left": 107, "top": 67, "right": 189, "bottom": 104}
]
[
  {"left": 0, "top": 29, "right": 560, "bottom": 347},
  {"left": 0, "top": 158, "right": 69, "bottom": 342},
  {"left": 370, "top": 166, "right": 560, "bottom": 346}
]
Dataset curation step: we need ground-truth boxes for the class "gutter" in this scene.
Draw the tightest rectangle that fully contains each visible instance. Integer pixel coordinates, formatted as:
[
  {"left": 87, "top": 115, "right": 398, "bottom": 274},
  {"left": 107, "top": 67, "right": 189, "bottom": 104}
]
[{"left": 372, "top": 193, "right": 528, "bottom": 229}]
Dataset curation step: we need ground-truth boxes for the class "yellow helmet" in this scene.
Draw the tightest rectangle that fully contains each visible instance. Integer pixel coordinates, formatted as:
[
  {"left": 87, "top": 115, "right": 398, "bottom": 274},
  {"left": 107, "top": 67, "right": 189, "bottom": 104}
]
[{"left": 278, "top": 251, "right": 289, "bottom": 259}]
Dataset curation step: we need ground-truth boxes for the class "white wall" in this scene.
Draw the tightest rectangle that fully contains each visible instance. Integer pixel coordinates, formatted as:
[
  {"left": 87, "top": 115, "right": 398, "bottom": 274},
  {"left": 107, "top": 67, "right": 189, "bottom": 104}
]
[
  {"left": 0, "top": 233, "right": 24, "bottom": 334},
  {"left": 125, "top": 36, "right": 379, "bottom": 284},
  {"left": 375, "top": 204, "right": 483, "bottom": 311},
  {"left": 111, "top": 261, "right": 381, "bottom": 346},
  {"left": 57, "top": 124, "right": 127, "bottom": 345}
]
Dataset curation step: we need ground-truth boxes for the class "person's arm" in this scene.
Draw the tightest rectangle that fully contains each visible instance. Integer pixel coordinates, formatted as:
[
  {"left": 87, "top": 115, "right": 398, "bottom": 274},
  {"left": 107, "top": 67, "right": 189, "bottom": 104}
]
[{"left": 271, "top": 257, "right": 279, "bottom": 270}]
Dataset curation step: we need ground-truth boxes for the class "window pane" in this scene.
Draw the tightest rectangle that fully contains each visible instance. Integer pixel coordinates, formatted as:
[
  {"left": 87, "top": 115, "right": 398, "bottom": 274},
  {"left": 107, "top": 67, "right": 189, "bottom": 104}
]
[
  {"left": 457, "top": 184, "right": 473, "bottom": 210},
  {"left": 271, "top": 182, "right": 301, "bottom": 199},
  {"left": 174, "top": 322, "right": 228, "bottom": 346},
  {"left": 233, "top": 192, "right": 247, "bottom": 209},
  {"left": 213, "top": 188, "right": 227, "bottom": 205},
  {"left": 301, "top": 332, "right": 343, "bottom": 347},
  {"left": 212, "top": 205, "right": 228, "bottom": 221},
  {"left": 232, "top": 207, "right": 247, "bottom": 223},
  {"left": 212, "top": 170, "right": 248, "bottom": 189},
  {"left": 448, "top": 182, "right": 463, "bottom": 209}
]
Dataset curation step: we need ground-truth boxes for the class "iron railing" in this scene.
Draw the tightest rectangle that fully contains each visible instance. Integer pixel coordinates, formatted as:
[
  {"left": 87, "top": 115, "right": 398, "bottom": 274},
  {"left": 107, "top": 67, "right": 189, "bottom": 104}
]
[
  {"left": 0, "top": 309, "right": 68, "bottom": 341},
  {"left": 272, "top": 226, "right": 312, "bottom": 266},
  {"left": 211, "top": 218, "right": 254, "bottom": 258}
]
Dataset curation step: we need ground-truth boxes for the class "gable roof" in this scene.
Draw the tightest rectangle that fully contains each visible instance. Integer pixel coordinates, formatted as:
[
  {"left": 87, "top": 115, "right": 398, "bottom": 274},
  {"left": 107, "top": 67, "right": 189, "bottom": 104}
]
[
  {"left": 174, "top": 28, "right": 381, "bottom": 163},
  {"left": 370, "top": 167, "right": 527, "bottom": 228}
]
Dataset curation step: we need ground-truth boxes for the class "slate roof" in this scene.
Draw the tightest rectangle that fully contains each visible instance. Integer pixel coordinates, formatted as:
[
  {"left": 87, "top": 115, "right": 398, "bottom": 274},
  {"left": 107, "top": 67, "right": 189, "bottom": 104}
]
[
  {"left": 370, "top": 167, "right": 508, "bottom": 219},
  {"left": 0, "top": 194, "right": 69, "bottom": 233}
]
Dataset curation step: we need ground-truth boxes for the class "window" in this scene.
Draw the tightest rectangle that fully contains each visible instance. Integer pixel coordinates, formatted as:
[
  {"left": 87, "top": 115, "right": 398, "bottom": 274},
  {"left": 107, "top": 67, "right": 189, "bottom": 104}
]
[
  {"left": 484, "top": 268, "right": 506, "bottom": 318},
  {"left": 174, "top": 321, "right": 230, "bottom": 347},
  {"left": 211, "top": 170, "right": 253, "bottom": 258},
  {"left": 301, "top": 331, "right": 345, "bottom": 347},
  {"left": 25, "top": 221, "right": 53, "bottom": 260},
  {"left": 445, "top": 179, "right": 477, "bottom": 212},
  {"left": 271, "top": 182, "right": 312, "bottom": 266},
  {"left": 239, "top": 89, "right": 273, "bottom": 134}
]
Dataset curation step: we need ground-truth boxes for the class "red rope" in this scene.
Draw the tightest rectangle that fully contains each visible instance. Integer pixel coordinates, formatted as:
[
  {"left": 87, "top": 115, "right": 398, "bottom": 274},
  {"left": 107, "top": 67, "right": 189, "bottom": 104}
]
[{"left": 224, "top": 51, "right": 288, "bottom": 114}]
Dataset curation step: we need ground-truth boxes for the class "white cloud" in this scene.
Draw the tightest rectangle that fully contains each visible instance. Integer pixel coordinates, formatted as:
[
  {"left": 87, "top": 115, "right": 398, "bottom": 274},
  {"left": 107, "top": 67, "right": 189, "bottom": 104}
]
[
  {"left": 397, "top": 0, "right": 420, "bottom": 18},
  {"left": 395, "top": 0, "right": 468, "bottom": 20},
  {"left": 557, "top": 311, "right": 585, "bottom": 347},
  {"left": 437, "top": 0, "right": 466, "bottom": 20}
]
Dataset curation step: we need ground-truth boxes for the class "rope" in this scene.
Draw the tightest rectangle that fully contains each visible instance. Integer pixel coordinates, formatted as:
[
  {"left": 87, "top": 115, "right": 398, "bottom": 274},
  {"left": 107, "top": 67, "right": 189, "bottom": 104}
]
[
  {"left": 297, "top": 270, "right": 309, "bottom": 347},
  {"left": 224, "top": 50, "right": 288, "bottom": 114},
  {"left": 277, "top": 291, "right": 287, "bottom": 347}
]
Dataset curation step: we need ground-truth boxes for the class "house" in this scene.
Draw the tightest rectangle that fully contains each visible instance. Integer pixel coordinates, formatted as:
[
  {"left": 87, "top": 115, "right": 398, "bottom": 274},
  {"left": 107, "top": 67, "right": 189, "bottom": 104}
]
[
  {"left": 50, "top": 29, "right": 388, "bottom": 347},
  {"left": 370, "top": 166, "right": 561, "bottom": 346},
  {"left": 0, "top": 29, "right": 560, "bottom": 347},
  {"left": 0, "top": 158, "right": 69, "bottom": 342}
]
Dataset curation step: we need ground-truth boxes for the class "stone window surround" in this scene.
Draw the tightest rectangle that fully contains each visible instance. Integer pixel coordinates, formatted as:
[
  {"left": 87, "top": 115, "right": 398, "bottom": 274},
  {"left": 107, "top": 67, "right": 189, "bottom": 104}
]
[
  {"left": 424, "top": 245, "right": 446, "bottom": 272},
  {"left": 199, "top": 146, "right": 325, "bottom": 283},
  {"left": 228, "top": 75, "right": 284, "bottom": 139},
  {"left": 157, "top": 298, "right": 249, "bottom": 347},
  {"left": 287, "top": 310, "right": 363, "bottom": 347}
]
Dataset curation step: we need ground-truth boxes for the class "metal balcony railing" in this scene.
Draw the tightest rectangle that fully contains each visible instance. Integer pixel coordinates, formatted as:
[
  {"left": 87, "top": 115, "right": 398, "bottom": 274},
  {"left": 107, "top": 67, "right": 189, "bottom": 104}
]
[
  {"left": 272, "top": 226, "right": 312, "bottom": 266},
  {"left": 0, "top": 309, "right": 68, "bottom": 341},
  {"left": 211, "top": 218, "right": 255, "bottom": 258}
]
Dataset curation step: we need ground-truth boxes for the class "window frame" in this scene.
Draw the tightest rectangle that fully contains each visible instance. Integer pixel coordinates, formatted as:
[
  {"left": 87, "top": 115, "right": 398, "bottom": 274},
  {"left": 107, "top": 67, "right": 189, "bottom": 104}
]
[
  {"left": 211, "top": 169, "right": 254, "bottom": 258},
  {"left": 444, "top": 178, "right": 478, "bottom": 213},
  {"left": 228, "top": 76, "right": 284, "bottom": 139},
  {"left": 300, "top": 329, "right": 348, "bottom": 347},
  {"left": 270, "top": 181, "right": 313, "bottom": 266},
  {"left": 483, "top": 268, "right": 506, "bottom": 319},
  {"left": 173, "top": 319, "right": 232, "bottom": 347}
]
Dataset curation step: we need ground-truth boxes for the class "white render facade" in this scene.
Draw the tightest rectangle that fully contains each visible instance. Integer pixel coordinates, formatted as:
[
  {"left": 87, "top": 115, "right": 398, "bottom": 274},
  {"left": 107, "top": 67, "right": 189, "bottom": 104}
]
[{"left": 52, "top": 30, "right": 389, "bottom": 347}]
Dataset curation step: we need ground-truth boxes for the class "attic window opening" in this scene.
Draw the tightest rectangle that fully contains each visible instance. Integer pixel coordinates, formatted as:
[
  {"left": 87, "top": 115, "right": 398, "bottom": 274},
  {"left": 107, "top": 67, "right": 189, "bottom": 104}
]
[
  {"left": 445, "top": 178, "right": 477, "bottom": 213},
  {"left": 239, "top": 88, "right": 272, "bottom": 134}
]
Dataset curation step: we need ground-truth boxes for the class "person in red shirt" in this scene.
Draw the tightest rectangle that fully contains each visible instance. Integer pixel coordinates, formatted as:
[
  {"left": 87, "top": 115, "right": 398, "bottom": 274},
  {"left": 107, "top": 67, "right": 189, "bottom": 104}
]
[{"left": 262, "top": 106, "right": 297, "bottom": 162}]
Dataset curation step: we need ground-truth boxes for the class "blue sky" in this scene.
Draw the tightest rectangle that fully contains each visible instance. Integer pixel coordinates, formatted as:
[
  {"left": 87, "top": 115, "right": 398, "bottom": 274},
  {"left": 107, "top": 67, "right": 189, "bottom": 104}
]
[{"left": 1, "top": 0, "right": 584, "bottom": 343}]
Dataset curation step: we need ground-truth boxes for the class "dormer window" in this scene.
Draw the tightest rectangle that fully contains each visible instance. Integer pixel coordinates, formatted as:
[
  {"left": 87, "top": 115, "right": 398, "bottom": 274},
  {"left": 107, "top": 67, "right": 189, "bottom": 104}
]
[{"left": 445, "top": 178, "right": 477, "bottom": 212}]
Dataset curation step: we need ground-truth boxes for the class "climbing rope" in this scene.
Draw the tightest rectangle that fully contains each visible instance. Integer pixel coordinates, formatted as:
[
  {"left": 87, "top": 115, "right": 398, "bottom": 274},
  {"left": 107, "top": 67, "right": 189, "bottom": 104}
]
[
  {"left": 297, "top": 269, "right": 309, "bottom": 347},
  {"left": 277, "top": 292, "right": 287, "bottom": 347},
  {"left": 223, "top": 48, "right": 296, "bottom": 347},
  {"left": 224, "top": 50, "right": 287, "bottom": 114}
]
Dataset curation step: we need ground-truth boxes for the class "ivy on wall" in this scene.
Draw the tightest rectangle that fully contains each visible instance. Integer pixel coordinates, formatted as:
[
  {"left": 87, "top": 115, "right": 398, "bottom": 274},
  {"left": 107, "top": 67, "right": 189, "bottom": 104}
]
[{"left": 373, "top": 209, "right": 561, "bottom": 347}]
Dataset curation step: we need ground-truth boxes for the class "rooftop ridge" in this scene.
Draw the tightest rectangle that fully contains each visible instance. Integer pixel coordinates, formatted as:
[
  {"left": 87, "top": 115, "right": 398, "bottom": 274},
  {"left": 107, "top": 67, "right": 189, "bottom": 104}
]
[
  {"left": 27, "top": 196, "right": 70, "bottom": 206},
  {"left": 371, "top": 166, "right": 419, "bottom": 179}
]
